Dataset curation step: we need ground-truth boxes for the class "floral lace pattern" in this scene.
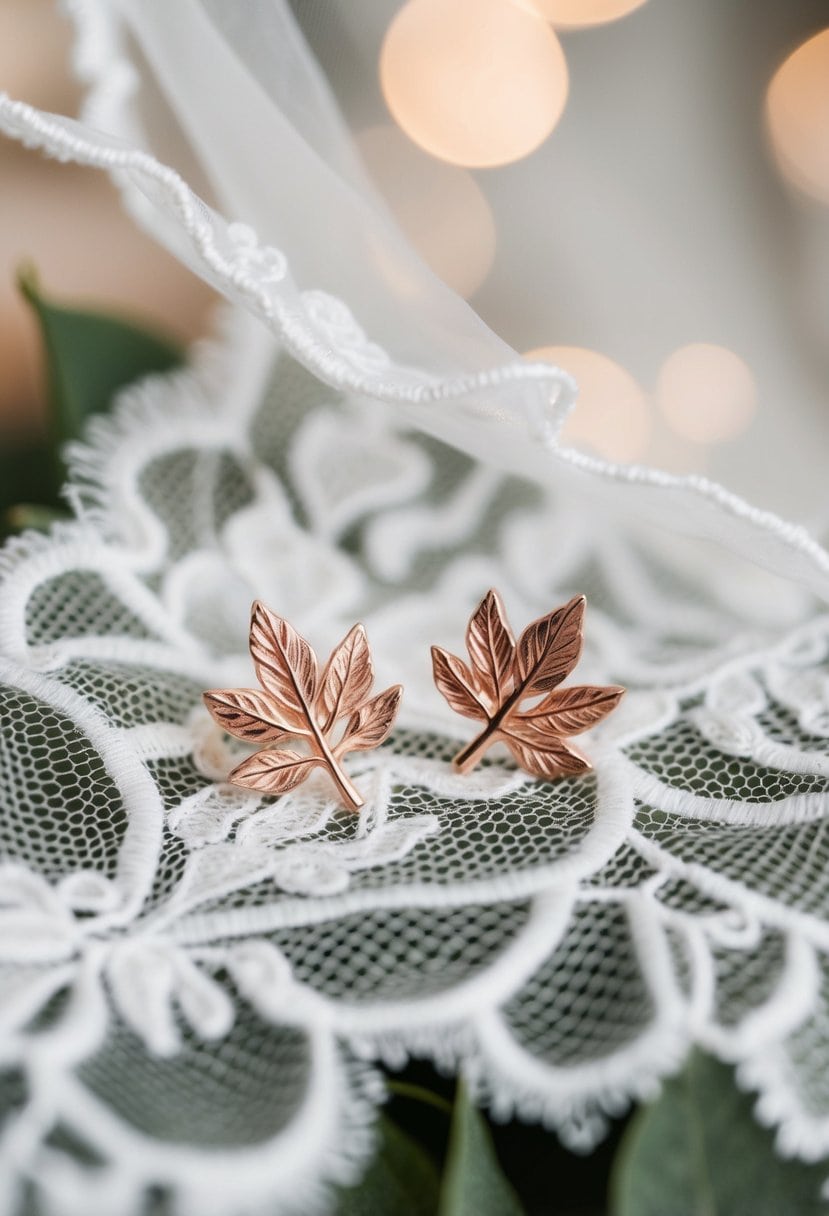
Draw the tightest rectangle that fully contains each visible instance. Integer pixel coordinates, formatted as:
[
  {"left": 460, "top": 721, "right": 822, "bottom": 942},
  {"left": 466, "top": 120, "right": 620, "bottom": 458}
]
[{"left": 0, "top": 304, "right": 829, "bottom": 1213}]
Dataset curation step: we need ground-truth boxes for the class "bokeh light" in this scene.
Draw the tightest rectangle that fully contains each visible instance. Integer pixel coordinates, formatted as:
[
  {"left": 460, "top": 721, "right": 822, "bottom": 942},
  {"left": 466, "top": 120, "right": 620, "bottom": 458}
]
[
  {"left": 380, "top": 0, "right": 568, "bottom": 169},
  {"left": 766, "top": 29, "right": 829, "bottom": 205},
  {"left": 357, "top": 125, "right": 496, "bottom": 298},
  {"left": 515, "top": 0, "right": 648, "bottom": 28},
  {"left": 656, "top": 343, "right": 757, "bottom": 444},
  {"left": 526, "top": 345, "right": 650, "bottom": 462}
]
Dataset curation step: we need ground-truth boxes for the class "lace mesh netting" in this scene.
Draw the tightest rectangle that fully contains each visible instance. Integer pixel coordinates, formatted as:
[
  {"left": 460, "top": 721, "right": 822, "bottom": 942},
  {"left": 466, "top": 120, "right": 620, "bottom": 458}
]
[
  {"left": 3, "top": 2, "right": 829, "bottom": 1212},
  {"left": 1, "top": 321, "right": 829, "bottom": 1213}
]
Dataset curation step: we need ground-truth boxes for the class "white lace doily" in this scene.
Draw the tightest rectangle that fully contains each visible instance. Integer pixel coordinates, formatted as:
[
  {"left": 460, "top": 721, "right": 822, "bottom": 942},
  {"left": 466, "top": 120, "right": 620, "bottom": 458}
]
[
  {"left": 0, "top": 307, "right": 827, "bottom": 1213},
  {"left": 3, "top": 3, "right": 829, "bottom": 1214}
]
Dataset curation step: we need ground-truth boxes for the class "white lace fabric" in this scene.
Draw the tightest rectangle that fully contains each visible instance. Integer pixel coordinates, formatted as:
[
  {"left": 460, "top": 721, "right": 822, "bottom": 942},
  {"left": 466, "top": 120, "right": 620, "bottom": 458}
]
[{"left": 2, "top": 3, "right": 829, "bottom": 1214}]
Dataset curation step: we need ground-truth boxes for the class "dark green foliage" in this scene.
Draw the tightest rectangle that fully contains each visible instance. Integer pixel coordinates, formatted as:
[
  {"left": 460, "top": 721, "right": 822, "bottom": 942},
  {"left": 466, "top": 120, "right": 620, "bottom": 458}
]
[
  {"left": 610, "top": 1052, "right": 829, "bottom": 1216},
  {"left": 1, "top": 270, "right": 181, "bottom": 533}
]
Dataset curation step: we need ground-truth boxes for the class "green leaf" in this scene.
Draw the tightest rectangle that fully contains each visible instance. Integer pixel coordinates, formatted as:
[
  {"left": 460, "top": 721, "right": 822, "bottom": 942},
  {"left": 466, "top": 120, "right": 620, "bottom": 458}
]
[
  {"left": 610, "top": 1052, "right": 829, "bottom": 1216},
  {"left": 438, "top": 1081, "right": 526, "bottom": 1216},
  {"left": 18, "top": 266, "right": 182, "bottom": 448},
  {"left": 386, "top": 1079, "right": 454, "bottom": 1117},
  {"left": 335, "top": 1116, "right": 441, "bottom": 1216}
]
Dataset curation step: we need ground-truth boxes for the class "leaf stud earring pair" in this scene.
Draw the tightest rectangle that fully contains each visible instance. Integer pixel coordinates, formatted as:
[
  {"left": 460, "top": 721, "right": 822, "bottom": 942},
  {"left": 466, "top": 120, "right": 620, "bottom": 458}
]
[{"left": 204, "top": 592, "right": 624, "bottom": 811}]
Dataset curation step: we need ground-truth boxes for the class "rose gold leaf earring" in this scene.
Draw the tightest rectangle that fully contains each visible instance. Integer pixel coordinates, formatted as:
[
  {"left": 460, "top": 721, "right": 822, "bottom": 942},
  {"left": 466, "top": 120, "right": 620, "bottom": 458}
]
[
  {"left": 203, "top": 601, "right": 402, "bottom": 812},
  {"left": 431, "top": 589, "right": 624, "bottom": 779}
]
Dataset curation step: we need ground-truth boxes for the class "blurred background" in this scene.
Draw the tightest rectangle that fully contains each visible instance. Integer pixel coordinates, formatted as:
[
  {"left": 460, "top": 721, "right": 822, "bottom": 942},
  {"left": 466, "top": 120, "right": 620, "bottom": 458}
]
[
  {"left": 3, "top": 0, "right": 829, "bottom": 519},
  {"left": 0, "top": 0, "right": 217, "bottom": 442}
]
